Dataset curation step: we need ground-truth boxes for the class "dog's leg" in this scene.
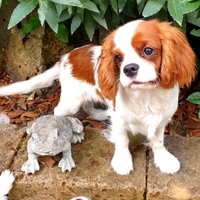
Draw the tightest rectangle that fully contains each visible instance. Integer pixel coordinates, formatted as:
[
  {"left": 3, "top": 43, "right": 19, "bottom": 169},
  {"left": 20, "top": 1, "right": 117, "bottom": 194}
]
[
  {"left": 109, "top": 115, "right": 133, "bottom": 175},
  {"left": 150, "top": 124, "right": 180, "bottom": 174},
  {"left": 54, "top": 88, "right": 83, "bottom": 117}
]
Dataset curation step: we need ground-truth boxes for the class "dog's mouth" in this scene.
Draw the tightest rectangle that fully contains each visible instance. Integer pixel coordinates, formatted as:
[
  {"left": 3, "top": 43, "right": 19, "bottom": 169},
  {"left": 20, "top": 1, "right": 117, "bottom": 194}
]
[
  {"left": 131, "top": 80, "right": 157, "bottom": 87},
  {"left": 132, "top": 80, "right": 157, "bottom": 85}
]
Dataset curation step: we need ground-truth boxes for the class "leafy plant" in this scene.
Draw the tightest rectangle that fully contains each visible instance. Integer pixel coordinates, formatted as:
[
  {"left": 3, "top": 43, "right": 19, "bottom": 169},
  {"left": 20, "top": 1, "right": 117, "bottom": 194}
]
[
  {"left": 187, "top": 92, "right": 200, "bottom": 119},
  {"left": 2, "top": 0, "right": 200, "bottom": 42}
]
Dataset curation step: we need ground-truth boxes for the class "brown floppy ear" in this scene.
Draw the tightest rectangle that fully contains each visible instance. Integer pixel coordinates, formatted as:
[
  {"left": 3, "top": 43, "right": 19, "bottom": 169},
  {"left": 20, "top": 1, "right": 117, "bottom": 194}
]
[
  {"left": 158, "top": 21, "right": 197, "bottom": 89},
  {"left": 97, "top": 30, "right": 120, "bottom": 103}
]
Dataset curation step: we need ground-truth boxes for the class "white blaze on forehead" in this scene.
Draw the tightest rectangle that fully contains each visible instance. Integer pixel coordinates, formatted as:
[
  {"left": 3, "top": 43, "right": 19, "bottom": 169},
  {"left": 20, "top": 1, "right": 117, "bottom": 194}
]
[
  {"left": 113, "top": 20, "right": 145, "bottom": 68},
  {"left": 114, "top": 20, "right": 143, "bottom": 51}
]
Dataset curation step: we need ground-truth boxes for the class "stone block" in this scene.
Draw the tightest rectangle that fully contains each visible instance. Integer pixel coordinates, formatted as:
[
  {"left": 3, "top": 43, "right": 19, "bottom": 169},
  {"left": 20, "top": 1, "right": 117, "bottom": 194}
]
[
  {"left": 147, "top": 135, "right": 200, "bottom": 200},
  {"left": 9, "top": 128, "right": 147, "bottom": 200},
  {"left": 0, "top": 124, "right": 26, "bottom": 173}
]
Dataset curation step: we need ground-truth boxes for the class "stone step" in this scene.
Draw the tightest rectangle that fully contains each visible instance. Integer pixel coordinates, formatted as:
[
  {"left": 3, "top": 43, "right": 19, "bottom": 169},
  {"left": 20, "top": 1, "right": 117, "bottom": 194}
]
[
  {"left": 147, "top": 135, "right": 200, "bottom": 200},
  {"left": 9, "top": 128, "right": 146, "bottom": 200},
  {"left": 0, "top": 125, "right": 200, "bottom": 199}
]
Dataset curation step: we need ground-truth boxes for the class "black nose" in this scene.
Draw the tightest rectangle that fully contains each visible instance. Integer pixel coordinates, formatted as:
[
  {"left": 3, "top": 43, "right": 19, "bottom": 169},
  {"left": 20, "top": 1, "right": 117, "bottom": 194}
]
[{"left": 123, "top": 64, "right": 139, "bottom": 77}]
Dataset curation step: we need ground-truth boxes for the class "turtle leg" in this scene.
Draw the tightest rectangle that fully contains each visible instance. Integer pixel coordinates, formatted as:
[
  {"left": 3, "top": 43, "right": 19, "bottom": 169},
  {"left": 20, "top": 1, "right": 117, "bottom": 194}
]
[
  {"left": 21, "top": 147, "right": 40, "bottom": 175},
  {"left": 58, "top": 148, "right": 75, "bottom": 173}
]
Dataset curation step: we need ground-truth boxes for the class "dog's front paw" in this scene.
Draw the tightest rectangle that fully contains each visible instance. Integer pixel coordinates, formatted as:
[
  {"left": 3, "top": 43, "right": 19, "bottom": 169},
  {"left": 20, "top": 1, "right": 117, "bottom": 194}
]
[
  {"left": 111, "top": 149, "right": 133, "bottom": 175},
  {"left": 154, "top": 147, "right": 180, "bottom": 174}
]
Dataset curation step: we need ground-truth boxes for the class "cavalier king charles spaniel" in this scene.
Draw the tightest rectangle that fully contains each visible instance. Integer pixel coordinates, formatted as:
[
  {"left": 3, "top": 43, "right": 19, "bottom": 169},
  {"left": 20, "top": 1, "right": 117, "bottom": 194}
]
[{"left": 0, "top": 19, "right": 196, "bottom": 175}]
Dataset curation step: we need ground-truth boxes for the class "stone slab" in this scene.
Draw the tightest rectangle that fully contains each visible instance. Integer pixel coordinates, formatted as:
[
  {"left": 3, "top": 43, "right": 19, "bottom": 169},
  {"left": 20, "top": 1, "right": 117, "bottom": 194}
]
[
  {"left": 147, "top": 135, "right": 200, "bottom": 200},
  {"left": 0, "top": 124, "right": 26, "bottom": 173},
  {"left": 9, "top": 128, "right": 147, "bottom": 200}
]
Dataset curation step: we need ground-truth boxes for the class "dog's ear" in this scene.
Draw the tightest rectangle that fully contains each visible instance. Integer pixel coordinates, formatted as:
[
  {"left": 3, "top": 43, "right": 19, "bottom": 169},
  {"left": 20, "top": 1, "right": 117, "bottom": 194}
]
[
  {"left": 158, "top": 22, "right": 196, "bottom": 89},
  {"left": 98, "top": 30, "right": 119, "bottom": 104}
]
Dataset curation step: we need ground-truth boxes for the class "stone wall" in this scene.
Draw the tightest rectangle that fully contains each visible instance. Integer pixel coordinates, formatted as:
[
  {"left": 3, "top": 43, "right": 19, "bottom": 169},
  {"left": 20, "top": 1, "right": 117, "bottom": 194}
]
[{"left": 0, "top": 3, "right": 109, "bottom": 82}]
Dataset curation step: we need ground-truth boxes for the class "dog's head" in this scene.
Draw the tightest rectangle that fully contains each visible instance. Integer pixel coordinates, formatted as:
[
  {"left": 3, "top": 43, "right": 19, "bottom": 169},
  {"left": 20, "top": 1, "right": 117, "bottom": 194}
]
[{"left": 98, "top": 19, "right": 196, "bottom": 99}]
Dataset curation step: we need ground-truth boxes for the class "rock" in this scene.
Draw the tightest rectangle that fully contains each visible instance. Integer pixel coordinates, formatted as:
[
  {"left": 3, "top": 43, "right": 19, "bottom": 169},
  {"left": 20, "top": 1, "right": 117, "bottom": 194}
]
[
  {"left": 147, "top": 135, "right": 200, "bottom": 200},
  {"left": 0, "top": 125, "right": 26, "bottom": 173},
  {"left": 9, "top": 128, "right": 147, "bottom": 200},
  {"left": 4, "top": 18, "right": 45, "bottom": 81}
]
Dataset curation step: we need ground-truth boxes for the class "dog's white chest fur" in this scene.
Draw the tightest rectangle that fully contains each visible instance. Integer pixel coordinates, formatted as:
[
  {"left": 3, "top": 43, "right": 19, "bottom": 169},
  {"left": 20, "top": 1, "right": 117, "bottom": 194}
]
[{"left": 114, "top": 84, "right": 179, "bottom": 137}]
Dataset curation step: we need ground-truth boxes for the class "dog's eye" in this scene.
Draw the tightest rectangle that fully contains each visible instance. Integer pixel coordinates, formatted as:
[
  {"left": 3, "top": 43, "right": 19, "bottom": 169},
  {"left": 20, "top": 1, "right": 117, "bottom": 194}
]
[
  {"left": 144, "top": 48, "right": 154, "bottom": 56},
  {"left": 115, "top": 54, "right": 123, "bottom": 63}
]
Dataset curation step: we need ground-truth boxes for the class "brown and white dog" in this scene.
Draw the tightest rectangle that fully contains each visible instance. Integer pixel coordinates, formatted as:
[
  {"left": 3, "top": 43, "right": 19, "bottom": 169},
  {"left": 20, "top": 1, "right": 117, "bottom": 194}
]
[{"left": 0, "top": 19, "right": 196, "bottom": 175}]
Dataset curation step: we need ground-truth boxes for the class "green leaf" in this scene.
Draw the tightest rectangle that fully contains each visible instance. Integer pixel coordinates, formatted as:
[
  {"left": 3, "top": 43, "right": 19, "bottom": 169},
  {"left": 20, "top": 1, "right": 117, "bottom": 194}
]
[
  {"left": 110, "top": 0, "right": 118, "bottom": 14},
  {"left": 71, "top": 13, "right": 82, "bottom": 34},
  {"left": 186, "top": 9, "right": 198, "bottom": 23},
  {"left": 181, "top": 15, "right": 187, "bottom": 34},
  {"left": 198, "top": 109, "right": 200, "bottom": 119},
  {"left": 100, "top": 0, "right": 109, "bottom": 17},
  {"left": 80, "top": 0, "right": 99, "bottom": 13},
  {"left": 142, "top": 0, "right": 166, "bottom": 17},
  {"left": 182, "top": 0, "right": 194, "bottom": 2},
  {"left": 118, "top": 0, "right": 127, "bottom": 13},
  {"left": 183, "top": 0, "right": 200, "bottom": 14},
  {"left": 68, "top": 5, "right": 73, "bottom": 15},
  {"left": 168, "top": 0, "right": 183, "bottom": 25},
  {"left": 59, "top": 9, "right": 72, "bottom": 22},
  {"left": 54, "top": 23, "right": 68, "bottom": 42},
  {"left": 4, "top": 0, "right": 10, "bottom": 5},
  {"left": 110, "top": 8, "right": 121, "bottom": 29},
  {"left": 77, "top": 7, "right": 84, "bottom": 21},
  {"left": 146, "top": 7, "right": 168, "bottom": 21},
  {"left": 137, "top": 0, "right": 145, "bottom": 15},
  {"left": 8, "top": 0, "right": 38, "bottom": 29},
  {"left": 55, "top": 3, "right": 63, "bottom": 17},
  {"left": 123, "top": 0, "right": 136, "bottom": 17},
  {"left": 19, "top": 16, "right": 41, "bottom": 34},
  {"left": 198, "top": 8, "right": 200, "bottom": 18},
  {"left": 137, "top": 0, "right": 142, "bottom": 5},
  {"left": 187, "top": 10, "right": 200, "bottom": 27},
  {"left": 93, "top": 0, "right": 99, "bottom": 6},
  {"left": 90, "top": 11, "right": 108, "bottom": 29},
  {"left": 38, "top": 0, "right": 47, "bottom": 26},
  {"left": 0, "top": 0, "right": 2, "bottom": 8},
  {"left": 46, "top": 0, "right": 58, "bottom": 33},
  {"left": 173, "top": 15, "right": 187, "bottom": 34},
  {"left": 190, "top": 28, "right": 200, "bottom": 37},
  {"left": 84, "top": 11, "right": 95, "bottom": 41},
  {"left": 51, "top": 0, "right": 83, "bottom": 7},
  {"left": 187, "top": 92, "right": 200, "bottom": 104}
]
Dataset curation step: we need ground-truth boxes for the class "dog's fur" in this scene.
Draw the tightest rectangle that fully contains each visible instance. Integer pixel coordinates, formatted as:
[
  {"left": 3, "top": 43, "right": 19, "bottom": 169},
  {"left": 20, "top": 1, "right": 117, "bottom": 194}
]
[
  {"left": 0, "top": 19, "right": 196, "bottom": 175},
  {"left": 0, "top": 170, "right": 15, "bottom": 200}
]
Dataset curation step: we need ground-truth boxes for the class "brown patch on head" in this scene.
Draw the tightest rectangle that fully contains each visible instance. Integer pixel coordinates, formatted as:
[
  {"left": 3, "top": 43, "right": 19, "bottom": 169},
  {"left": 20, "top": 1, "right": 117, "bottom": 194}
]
[
  {"left": 132, "top": 19, "right": 196, "bottom": 89},
  {"left": 69, "top": 45, "right": 99, "bottom": 85},
  {"left": 98, "top": 30, "right": 122, "bottom": 109},
  {"left": 131, "top": 20, "right": 162, "bottom": 83}
]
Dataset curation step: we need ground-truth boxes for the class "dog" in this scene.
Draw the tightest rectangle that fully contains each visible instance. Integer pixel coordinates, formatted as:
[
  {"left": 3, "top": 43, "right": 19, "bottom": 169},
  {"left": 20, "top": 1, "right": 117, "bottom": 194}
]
[
  {"left": 0, "top": 170, "right": 15, "bottom": 200},
  {"left": 0, "top": 19, "right": 196, "bottom": 175}
]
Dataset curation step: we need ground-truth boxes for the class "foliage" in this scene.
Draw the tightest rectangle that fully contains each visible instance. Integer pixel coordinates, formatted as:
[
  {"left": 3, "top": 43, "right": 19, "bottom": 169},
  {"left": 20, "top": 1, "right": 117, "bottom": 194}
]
[
  {"left": 187, "top": 92, "right": 200, "bottom": 119},
  {"left": 0, "top": 0, "right": 200, "bottom": 42}
]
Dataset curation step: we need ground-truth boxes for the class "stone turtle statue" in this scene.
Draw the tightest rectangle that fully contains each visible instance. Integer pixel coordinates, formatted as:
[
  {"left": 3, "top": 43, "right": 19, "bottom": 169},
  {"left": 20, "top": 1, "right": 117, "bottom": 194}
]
[{"left": 21, "top": 115, "right": 84, "bottom": 174}]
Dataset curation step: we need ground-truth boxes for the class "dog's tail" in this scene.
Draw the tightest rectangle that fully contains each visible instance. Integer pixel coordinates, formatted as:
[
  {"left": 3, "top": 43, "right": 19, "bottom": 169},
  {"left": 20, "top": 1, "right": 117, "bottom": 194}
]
[
  {"left": 0, "top": 170, "right": 15, "bottom": 200},
  {"left": 0, "top": 63, "right": 59, "bottom": 96}
]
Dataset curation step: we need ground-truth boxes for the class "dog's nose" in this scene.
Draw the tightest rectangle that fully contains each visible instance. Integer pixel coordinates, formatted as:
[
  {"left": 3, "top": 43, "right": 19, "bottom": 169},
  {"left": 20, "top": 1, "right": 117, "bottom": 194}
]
[{"left": 123, "top": 64, "right": 139, "bottom": 77}]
